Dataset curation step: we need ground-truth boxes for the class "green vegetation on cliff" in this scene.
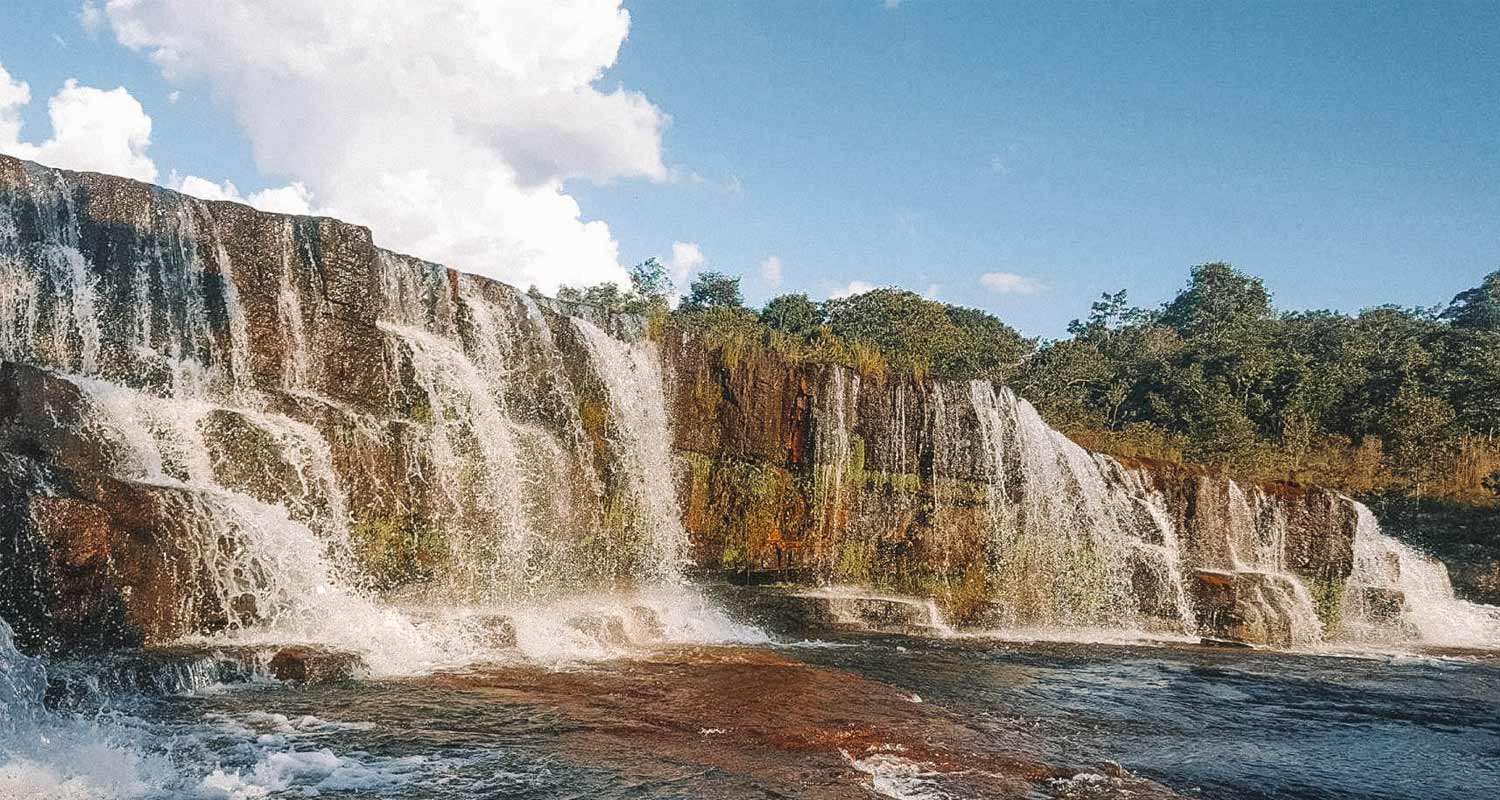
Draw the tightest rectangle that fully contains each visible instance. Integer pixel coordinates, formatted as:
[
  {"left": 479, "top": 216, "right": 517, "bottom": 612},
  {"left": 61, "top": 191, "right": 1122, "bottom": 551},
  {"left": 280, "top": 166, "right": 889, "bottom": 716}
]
[
  {"left": 559, "top": 262, "right": 1500, "bottom": 507},
  {"left": 1020, "top": 264, "right": 1500, "bottom": 504}
]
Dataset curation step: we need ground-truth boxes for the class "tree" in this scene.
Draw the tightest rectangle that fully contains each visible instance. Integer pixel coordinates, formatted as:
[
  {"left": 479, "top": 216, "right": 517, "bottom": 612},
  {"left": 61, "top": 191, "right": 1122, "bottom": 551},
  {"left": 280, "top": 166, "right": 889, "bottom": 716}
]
[
  {"left": 1159, "top": 262, "right": 1271, "bottom": 336},
  {"left": 556, "top": 258, "right": 676, "bottom": 317},
  {"left": 556, "top": 281, "right": 630, "bottom": 314},
  {"left": 1442, "top": 270, "right": 1500, "bottom": 332},
  {"left": 939, "top": 305, "right": 1033, "bottom": 378},
  {"left": 627, "top": 258, "right": 672, "bottom": 315},
  {"left": 760, "top": 293, "right": 825, "bottom": 338},
  {"left": 817, "top": 289, "right": 1032, "bottom": 378},
  {"left": 681, "top": 271, "right": 744, "bottom": 311},
  {"left": 1067, "top": 289, "right": 1149, "bottom": 337},
  {"left": 824, "top": 288, "right": 960, "bottom": 373},
  {"left": 630, "top": 258, "right": 672, "bottom": 299}
]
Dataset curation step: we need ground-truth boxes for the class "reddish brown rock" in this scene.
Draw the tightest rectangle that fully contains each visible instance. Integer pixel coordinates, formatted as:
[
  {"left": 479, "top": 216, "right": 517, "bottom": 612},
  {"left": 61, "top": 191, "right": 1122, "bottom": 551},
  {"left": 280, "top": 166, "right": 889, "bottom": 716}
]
[
  {"left": 1189, "top": 569, "right": 1313, "bottom": 647},
  {"left": 268, "top": 645, "right": 362, "bottom": 683}
]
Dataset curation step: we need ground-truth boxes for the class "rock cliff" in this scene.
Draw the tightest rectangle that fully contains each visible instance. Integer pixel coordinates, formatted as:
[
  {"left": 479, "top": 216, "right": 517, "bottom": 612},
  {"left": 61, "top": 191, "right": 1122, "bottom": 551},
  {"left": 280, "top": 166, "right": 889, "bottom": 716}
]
[
  {"left": 1, "top": 153, "right": 1484, "bottom": 653},
  {"left": 664, "top": 331, "right": 1361, "bottom": 644}
]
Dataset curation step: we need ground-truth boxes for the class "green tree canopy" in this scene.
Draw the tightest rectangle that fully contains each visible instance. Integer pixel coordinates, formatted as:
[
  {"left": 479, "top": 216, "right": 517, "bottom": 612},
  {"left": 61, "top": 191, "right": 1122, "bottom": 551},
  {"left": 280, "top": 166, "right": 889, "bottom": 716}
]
[
  {"left": 681, "top": 271, "right": 744, "bottom": 311},
  {"left": 939, "top": 305, "right": 1033, "bottom": 377},
  {"left": 759, "top": 293, "right": 825, "bottom": 338},
  {"left": 628, "top": 257, "right": 673, "bottom": 314},
  {"left": 556, "top": 281, "right": 631, "bottom": 314},
  {"left": 1159, "top": 262, "right": 1271, "bottom": 335},
  {"left": 823, "top": 288, "right": 1030, "bottom": 377},
  {"left": 1443, "top": 270, "right": 1500, "bottom": 331}
]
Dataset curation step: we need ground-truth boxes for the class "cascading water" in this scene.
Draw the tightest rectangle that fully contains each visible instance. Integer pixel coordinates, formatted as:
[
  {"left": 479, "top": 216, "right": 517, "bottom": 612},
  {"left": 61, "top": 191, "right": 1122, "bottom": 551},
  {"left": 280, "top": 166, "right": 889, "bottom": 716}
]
[
  {"left": 1340, "top": 505, "right": 1500, "bottom": 647},
  {"left": 0, "top": 159, "right": 758, "bottom": 675},
  {"left": 4, "top": 154, "right": 1497, "bottom": 682},
  {"left": 966, "top": 380, "right": 1191, "bottom": 632},
  {"left": 814, "top": 368, "right": 860, "bottom": 575},
  {"left": 570, "top": 318, "right": 690, "bottom": 583}
]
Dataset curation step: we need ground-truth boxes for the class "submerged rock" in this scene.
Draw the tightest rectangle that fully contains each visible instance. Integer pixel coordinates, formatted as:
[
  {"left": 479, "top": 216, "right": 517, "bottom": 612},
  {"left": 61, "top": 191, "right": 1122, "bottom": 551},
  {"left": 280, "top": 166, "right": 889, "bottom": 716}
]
[
  {"left": 568, "top": 613, "right": 631, "bottom": 647},
  {"left": 268, "top": 645, "right": 362, "bottom": 683},
  {"left": 625, "top": 605, "right": 666, "bottom": 641},
  {"left": 473, "top": 615, "right": 518, "bottom": 650}
]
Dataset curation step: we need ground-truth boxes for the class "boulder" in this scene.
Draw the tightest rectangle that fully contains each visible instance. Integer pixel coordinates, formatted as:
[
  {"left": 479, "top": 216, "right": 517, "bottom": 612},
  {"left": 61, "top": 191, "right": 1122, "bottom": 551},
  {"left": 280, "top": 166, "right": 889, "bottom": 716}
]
[
  {"left": 268, "top": 645, "right": 362, "bottom": 683},
  {"left": 0, "top": 362, "right": 120, "bottom": 475},
  {"left": 568, "top": 613, "right": 630, "bottom": 646},
  {"left": 474, "top": 615, "right": 518, "bottom": 649},
  {"left": 1190, "top": 569, "right": 1317, "bottom": 647}
]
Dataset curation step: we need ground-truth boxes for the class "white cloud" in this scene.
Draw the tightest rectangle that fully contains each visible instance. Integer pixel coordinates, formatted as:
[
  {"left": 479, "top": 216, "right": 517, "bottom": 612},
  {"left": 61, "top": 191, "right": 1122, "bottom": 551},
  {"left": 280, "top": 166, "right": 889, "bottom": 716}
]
[
  {"left": 80, "top": 2, "right": 104, "bottom": 35},
  {"left": 246, "top": 182, "right": 315, "bottom": 215},
  {"left": 0, "top": 63, "right": 156, "bottom": 182},
  {"left": 0, "top": 64, "right": 29, "bottom": 147},
  {"left": 988, "top": 154, "right": 1009, "bottom": 175},
  {"left": 100, "top": 0, "right": 671, "bottom": 293},
  {"left": 758, "top": 256, "right": 783, "bottom": 288},
  {"left": 667, "top": 241, "right": 705, "bottom": 287},
  {"left": 829, "top": 280, "right": 878, "bottom": 300},
  {"left": 979, "top": 271, "right": 1046, "bottom": 295},
  {"left": 924, "top": 283, "right": 940, "bottom": 299},
  {"left": 174, "top": 174, "right": 315, "bottom": 215},
  {"left": 173, "top": 174, "right": 239, "bottom": 202}
]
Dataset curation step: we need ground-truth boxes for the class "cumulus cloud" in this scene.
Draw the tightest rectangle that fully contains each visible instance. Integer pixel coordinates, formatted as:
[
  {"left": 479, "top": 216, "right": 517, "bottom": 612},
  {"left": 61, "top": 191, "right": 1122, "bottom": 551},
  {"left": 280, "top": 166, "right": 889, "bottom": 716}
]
[
  {"left": 667, "top": 241, "right": 705, "bottom": 287},
  {"left": 174, "top": 174, "right": 315, "bottom": 215},
  {"left": 979, "top": 271, "right": 1046, "bottom": 295},
  {"left": 758, "top": 256, "right": 783, "bottom": 288},
  {"left": 0, "top": 62, "right": 156, "bottom": 182},
  {"left": 99, "top": 0, "right": 670, "bottom": 293},
  {"left": 829, "top": 280, "right": 878, "bottom": 300}
]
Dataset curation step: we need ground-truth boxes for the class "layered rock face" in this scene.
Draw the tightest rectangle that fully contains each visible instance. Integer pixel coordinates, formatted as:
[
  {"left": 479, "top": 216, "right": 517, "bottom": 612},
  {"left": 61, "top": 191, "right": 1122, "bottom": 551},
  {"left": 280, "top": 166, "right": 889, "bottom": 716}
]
[
  {"left": 0, "top": 154, "right": 678, "bottom": 654},
  {"left": 1, "top": 154, "right": 1489, "bottom": 653},
  {"left": 665, "top": 335, "right": 1369, "bottom": 644}
]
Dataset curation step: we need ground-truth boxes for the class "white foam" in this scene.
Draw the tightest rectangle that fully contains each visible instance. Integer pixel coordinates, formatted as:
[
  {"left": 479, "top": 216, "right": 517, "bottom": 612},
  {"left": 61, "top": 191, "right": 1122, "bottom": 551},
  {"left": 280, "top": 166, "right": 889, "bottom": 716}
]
[
  {"left": 844, "top": 750, "right": 955, "bottom": 800},
  {"left": 399, "top": 585, "right": 772, "bottom": 667},
  {"left": 1340, "top": 505, "right": 1500, "bottom": 648},
  {"left": 198, "top": 750, "right": 428, "bottom": 800}
]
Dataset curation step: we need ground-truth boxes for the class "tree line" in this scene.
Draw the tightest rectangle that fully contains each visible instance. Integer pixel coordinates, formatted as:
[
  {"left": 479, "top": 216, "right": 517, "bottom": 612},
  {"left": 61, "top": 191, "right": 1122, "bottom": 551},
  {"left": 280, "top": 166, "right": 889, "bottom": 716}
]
[{"left": 552, "top": 262, "right": 1500, "bottom": 504}]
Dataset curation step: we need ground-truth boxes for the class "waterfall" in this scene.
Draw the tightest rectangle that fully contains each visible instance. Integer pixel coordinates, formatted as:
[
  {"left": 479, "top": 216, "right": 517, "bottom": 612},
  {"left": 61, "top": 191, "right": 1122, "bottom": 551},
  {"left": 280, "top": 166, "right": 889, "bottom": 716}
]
[
  {"left": 814, "top": 368, "right": 860, "bottom": 575},
  {"left": 570, "top": 318, "right": 689, "bottom": 584},
  {"left": 0, "top": 171, "right": 445, "bottom": 671},
  {"left": 6, "top": 154, "right": 1495, "bottom": 664},
  {"left": 0, "top": 159, "right": 760, "bottom": 673},
  {"left": 967, "top": 381, "right": 1190, "bottom": 631},
  {"left": 1340, "top": 505, "right": 1500, "bottom": 647},
  {"left": 65, "top": 376, "right": 445, "bottom": 674},
  {"left": 378, "top": 317, "right": 538, "bottom": 593}
]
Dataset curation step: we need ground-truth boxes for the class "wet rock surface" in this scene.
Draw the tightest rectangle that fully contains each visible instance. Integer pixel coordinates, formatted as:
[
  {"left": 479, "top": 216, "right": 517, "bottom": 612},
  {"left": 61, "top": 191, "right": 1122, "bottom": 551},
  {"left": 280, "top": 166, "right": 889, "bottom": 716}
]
[
  {"left": 267, "top": 645, "right": 363, "bottom": 684},
  {"left": 430, "top": 646, "right": 1182, "bottom": 799},
  {"left": 0, "top": 152, "right": 1452, "bottom": 653}
]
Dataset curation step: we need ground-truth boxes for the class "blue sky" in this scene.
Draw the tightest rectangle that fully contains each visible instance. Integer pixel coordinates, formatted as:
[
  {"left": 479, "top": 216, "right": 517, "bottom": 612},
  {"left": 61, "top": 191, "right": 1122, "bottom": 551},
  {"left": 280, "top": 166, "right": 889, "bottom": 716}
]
[{"left": 2, "top": 2, "right": 1497, "bottom": 338}]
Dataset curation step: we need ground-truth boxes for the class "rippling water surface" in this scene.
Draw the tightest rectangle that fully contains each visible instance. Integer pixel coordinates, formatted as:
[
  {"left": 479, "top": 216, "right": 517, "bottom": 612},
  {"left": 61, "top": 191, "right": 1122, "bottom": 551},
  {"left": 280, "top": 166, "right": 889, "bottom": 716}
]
[{"left": 8, "top": 630, "right": 1500, "bottom": 799}]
